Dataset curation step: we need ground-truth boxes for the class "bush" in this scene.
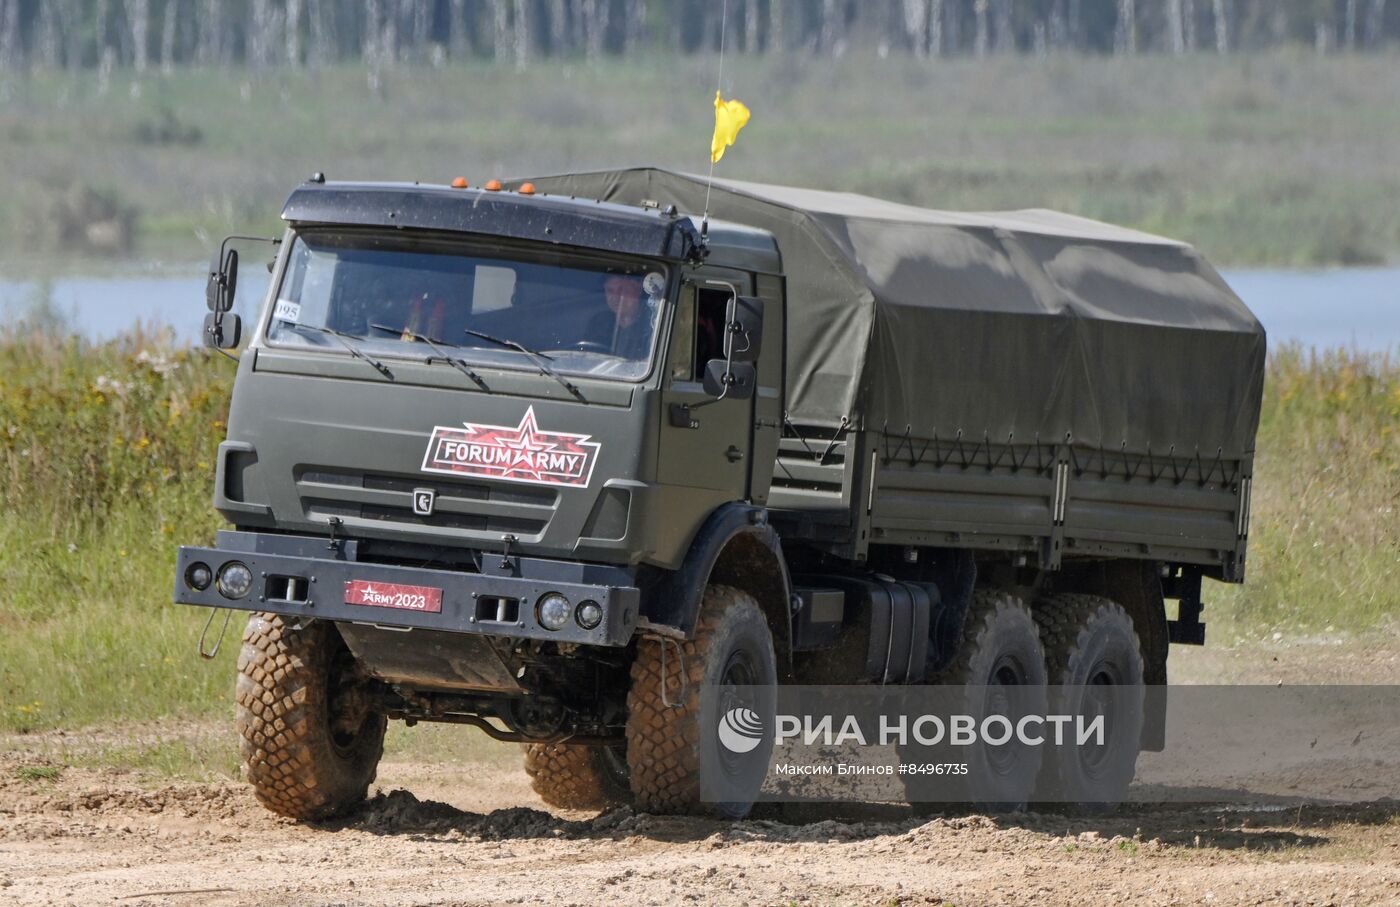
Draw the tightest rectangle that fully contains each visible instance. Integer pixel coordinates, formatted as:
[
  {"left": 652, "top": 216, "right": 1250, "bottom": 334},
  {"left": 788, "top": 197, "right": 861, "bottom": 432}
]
[{"left": 38, "top": 182, "right": 140, "bottom": 256}]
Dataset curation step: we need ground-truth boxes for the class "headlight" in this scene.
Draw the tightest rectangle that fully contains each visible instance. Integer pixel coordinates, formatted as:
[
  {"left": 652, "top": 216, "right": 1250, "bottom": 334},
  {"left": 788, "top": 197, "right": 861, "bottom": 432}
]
[
  {"left": 575, "top": 600, "right": 603, "bottom": 630},
  {"left": 217, "top": 562, "right": 254, "bottom": 599},
  {"left": 537, "top": 593, "right": 571, "bottom": 631},
  {"left": 185, "top": 562, "right": 213, "bottom": 591}
]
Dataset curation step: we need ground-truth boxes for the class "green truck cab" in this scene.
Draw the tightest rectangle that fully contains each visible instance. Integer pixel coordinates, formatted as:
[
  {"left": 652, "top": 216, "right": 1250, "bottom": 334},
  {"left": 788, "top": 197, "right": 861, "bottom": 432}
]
[{"left": 175, "top": 168, "right": 1265, "bottom": 819}]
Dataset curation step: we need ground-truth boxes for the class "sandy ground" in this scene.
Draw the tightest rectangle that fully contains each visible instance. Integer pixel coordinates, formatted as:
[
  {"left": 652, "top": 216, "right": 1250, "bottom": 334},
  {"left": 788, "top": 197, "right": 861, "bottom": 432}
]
[{"left": 3, "top": 633, "right": 1399, "bottom": 907}]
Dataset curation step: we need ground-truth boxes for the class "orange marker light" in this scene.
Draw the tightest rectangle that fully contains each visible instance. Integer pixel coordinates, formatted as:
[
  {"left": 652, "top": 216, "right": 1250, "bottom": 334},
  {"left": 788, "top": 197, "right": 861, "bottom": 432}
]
[
  {"left": 518, "top": 182, "right": 536, "bottom": 195},
  {"left": 484, "top": 179, "right": 503, "bottom": 191},
  {"left": 450, "top": 177, "right": 469, "bottom": 189}
]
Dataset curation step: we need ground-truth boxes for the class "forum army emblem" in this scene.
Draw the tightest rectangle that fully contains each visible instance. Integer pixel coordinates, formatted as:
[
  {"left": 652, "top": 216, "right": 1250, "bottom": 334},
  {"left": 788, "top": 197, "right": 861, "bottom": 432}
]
[{"left": 421, "top": 407, "right": 601, "bottom": 488}]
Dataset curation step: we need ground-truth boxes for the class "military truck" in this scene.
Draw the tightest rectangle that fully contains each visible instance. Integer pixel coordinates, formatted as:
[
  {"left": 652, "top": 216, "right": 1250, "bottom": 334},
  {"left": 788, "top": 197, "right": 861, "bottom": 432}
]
[{"left": 175, "top": 167, "right": 1265, "bottom": 819}]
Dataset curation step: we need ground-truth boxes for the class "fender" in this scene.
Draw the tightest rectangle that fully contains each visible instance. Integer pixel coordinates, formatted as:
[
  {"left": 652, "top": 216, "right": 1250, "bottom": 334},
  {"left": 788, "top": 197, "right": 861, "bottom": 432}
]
[{"left": 639, "top": 502, "right": 794, "bottom": 652}]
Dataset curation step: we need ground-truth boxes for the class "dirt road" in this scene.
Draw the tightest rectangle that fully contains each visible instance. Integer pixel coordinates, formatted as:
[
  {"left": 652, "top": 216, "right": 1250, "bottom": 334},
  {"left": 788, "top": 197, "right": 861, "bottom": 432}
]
[{"left": 3, "top": 634, "right": 1399, "bottom": 907}]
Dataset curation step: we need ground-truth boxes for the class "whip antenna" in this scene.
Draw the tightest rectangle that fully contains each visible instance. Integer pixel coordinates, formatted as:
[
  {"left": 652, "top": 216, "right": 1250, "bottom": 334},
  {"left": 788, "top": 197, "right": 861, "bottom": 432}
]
[{"left": 701, "top": 0, "right": 730, "bottom": 241}]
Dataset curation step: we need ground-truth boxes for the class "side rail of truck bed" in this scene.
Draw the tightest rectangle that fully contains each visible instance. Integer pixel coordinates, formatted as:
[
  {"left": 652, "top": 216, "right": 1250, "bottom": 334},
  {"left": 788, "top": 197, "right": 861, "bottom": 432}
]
[{"left": 768, "top": 422, "right": 1250, "bottom": 582}]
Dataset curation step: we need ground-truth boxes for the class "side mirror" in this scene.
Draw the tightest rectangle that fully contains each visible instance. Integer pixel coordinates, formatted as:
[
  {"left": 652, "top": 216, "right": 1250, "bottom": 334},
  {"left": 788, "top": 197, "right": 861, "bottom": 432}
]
[
  {"left": 702, "top": 358, "right": 755, "bottom": 401},
  {"left": 203, "top": 312, "right": 242, "bottom": 349},
  {"left": 206, "top": 248, "right": 239, "bottom": 313},
  {"left": 725, "top": 296, "right": 764, "bottom": 363}
]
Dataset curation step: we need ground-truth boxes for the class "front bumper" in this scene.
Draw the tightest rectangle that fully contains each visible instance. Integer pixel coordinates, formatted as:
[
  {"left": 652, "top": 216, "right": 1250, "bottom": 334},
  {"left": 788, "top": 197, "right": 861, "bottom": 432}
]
[{"left": 173, "top": 530, "right": 640, "bottom": 646}]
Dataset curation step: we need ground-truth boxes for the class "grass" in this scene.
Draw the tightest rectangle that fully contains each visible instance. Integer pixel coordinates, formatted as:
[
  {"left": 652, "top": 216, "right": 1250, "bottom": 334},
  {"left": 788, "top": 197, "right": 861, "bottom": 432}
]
[
  {"left": 0, "top": 326, "right": 1397, "bottom": 742},
  {"left": 1, "top": 51, "right": 1400, "bottom": 271},
  {"left": 1211, "top": 346, "right": 1400, "bottom": 637},
  {"left": 0, "top": 320, "right": 236, "bottom": 734},
  {"left": 14, "top": 764, "right": 62, "bottom": 782},
  {"left": 1, "top": 718, "right": 516, "bottom": 784},
  {"left": 60, "top": 735, "right": 242, "bottom": 781}
]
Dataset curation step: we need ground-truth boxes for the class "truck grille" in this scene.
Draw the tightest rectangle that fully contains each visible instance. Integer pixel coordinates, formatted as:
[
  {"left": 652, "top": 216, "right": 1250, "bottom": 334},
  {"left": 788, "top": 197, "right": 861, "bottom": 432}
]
[{"left": 296, "top": 468, "right": 556, "bottom": 538}]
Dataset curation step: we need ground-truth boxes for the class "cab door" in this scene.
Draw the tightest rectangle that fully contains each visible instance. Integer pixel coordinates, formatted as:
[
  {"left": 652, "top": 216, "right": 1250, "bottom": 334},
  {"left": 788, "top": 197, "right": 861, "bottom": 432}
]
[{"left": 657, "top": 271, "right": 755, "bottom": 500}]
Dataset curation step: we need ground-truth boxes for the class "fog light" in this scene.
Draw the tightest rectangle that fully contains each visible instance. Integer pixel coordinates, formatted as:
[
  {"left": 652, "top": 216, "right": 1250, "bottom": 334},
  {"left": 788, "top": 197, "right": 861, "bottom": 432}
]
[
  {"left": 216, "top": 562, "right": 254, "bottom": 599},
  {"left": 186, "top": 562, "right": 213, "bottom": 591},
  {"left": 576, "top": 600, "right": 603, "bottom": 630},
  {"left": 537, "top": 593, "right": 571, "bottom": 631}
]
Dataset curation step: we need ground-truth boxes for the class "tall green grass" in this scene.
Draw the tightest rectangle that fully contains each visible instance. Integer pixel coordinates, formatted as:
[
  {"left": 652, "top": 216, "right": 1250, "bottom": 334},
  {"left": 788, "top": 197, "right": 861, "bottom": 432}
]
[
  {"left": 1213, "top": 346, "right": 1400, "bottom": 636},
  {"left": 0, "top": 328, "right": 1396, "bottom": 734},
  {"left": 0, "top": 322, "right": 235, "bottom": 733}
]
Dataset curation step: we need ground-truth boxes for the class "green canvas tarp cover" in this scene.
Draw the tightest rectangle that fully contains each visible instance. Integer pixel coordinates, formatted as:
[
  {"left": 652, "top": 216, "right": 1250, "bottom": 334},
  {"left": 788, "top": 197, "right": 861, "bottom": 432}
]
[{"left": 520, "top": 168, "right": 1266, "bottom": 459}]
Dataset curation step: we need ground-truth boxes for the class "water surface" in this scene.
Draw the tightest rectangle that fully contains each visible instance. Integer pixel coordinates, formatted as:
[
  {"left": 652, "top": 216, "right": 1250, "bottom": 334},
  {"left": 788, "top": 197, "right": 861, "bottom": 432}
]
[{"left": 1, "top": 265, "right": 1396, "bottom": 354}]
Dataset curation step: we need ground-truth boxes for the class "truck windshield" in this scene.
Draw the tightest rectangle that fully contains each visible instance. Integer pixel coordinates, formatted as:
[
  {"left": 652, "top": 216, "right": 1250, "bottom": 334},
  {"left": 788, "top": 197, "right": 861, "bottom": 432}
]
[{"left": 265, "top": 231, "right": 669, "bottom": 381}]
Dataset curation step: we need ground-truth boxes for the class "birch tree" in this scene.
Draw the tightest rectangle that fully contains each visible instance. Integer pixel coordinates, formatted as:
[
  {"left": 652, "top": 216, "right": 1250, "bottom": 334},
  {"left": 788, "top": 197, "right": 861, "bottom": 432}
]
[
  {"left": 286, "top": 0, "right": 304, "bottom": 65},
  {"left": 1048, "top": 0, "right": 1069, "bottom": 50},
  {"left": 35, "top": 1, "right": 62, "bottom": 68},
  {"left": 493, "top": 0, "right": 511, "bottom": 63},
  {"left": 581, "top": 0, "right": 608, "bottom": 61},
  {"left": 993, "top": 0, "right": 1013, "bottom": 53},
  {"left": 449, "top": 0, "right": 469, "bottom": 57},
  {"left": 974, "top": 0, "right": 989, "bottom": 56},
  {"left": 903, "top": 0, "right": 930, "bottom": 57},
  {"left": 1365, "top": 0, "right": 1387, "bottom": 47},
  {"left": 545, "top": 0, "right": 566, "bottom": 55},
  {"left": 819, "top": 0, "right": 840, "bottom": 55},
  {"left": 1166, "top": 0, "right": 1186, "bottom": 53},
  {"left": 129, "top": 0, "right": 150, "bottom": 71},
  {"left": 1115, "top": 0, "right": 1137, "bottom": 55},
  {"left": 1212, "top": 0, "right": 1230, "bottom": 53},
  {"left": 513, "top": 0, "right": 529, "bottom": 70},
  {"left": 0, "top": 0, "right": 23, "bottom": 70}
]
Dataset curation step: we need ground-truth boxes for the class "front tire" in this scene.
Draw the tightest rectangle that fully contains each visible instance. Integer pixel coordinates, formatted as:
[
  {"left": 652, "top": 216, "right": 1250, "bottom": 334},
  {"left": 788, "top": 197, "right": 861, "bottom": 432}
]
[
  {"left": 625, "top": 585, "right": 777, "bottom": 818},
  {"left": 523, "top": 742, "right": 631, "bottom": 811},
  {"left": 236, "top": 614, "right": 386, "bottom": 821},
  {"left": 1034, "top": 594, "right": 1145, "bottom": 812}
]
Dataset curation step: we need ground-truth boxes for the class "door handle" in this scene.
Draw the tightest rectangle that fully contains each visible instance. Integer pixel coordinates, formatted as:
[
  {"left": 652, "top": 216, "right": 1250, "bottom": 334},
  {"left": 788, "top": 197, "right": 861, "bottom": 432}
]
[{"left": 726, "top": 445, "right": 744, "bottom": 463}]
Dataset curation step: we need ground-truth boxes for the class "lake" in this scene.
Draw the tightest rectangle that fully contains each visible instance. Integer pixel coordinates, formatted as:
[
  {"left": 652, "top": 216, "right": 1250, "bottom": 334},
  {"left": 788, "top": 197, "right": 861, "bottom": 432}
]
[{"left": 0, "top": 265, "right": 1396, "bottom": 354}]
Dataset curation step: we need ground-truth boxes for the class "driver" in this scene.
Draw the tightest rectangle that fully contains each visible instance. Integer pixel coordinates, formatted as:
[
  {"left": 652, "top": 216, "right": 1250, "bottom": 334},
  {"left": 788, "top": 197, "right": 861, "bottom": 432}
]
[{"left": 590, "top": 274, "right": 654, "bottom": 360}]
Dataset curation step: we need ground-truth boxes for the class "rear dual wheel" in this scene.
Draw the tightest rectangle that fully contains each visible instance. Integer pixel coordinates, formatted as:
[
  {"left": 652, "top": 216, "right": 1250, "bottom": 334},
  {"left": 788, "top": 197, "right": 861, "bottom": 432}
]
[
  {"left": 1034, "top": 594, "right": 1145, "bottom": 812},
  {"left": 904, "top": 590, "right": 1048, "bottom": 811}
]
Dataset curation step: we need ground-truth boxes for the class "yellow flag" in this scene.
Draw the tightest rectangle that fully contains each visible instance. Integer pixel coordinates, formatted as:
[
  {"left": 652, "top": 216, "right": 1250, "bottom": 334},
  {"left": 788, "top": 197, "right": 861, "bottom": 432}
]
[{"left": 711, "top": 91, "right": 751, "bottom": 164}]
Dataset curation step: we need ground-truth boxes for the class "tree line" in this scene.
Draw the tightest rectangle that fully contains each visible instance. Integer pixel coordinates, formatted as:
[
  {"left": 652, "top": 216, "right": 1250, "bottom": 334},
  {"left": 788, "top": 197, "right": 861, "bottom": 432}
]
[{"left": 0, "top": 0, "right": 1394, "bottom": 72}]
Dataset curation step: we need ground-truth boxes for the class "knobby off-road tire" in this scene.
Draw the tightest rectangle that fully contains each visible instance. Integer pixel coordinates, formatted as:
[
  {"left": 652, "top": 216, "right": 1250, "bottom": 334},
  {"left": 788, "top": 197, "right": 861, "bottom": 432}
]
[
  {"left": 1034, "top": 594, "right": 1144, "bottom": 813},
  {"left": 522, "top": 743, "right": 631, "bottom": 811},
  {"left": 236, "top": 614, "right": 387, "bottom": 821},
  {"left": 904, "top": 589, "right": 1048, "bottom": 812},
  {"left": 625, "top": 584, "right": 777, "bottom": 818}
]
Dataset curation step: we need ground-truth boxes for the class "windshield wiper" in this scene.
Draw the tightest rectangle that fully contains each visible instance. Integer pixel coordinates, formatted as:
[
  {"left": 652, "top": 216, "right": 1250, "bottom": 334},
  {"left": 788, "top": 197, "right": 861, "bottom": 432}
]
[
  {"left": 287, "top": 323, "right": 394, "bottom": 379},
  {"left": 368, "top": 323, "right": 490, "bottom": 391},
  {"left": 463, "top": 329, "right": 585, "bottom": 402}
]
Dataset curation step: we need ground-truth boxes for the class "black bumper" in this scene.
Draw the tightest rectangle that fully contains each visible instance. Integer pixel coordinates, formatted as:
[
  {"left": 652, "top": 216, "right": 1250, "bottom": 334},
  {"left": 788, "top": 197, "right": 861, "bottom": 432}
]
[{"left": 173, "top": 531, "right": 640, "bottom": 647}]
